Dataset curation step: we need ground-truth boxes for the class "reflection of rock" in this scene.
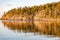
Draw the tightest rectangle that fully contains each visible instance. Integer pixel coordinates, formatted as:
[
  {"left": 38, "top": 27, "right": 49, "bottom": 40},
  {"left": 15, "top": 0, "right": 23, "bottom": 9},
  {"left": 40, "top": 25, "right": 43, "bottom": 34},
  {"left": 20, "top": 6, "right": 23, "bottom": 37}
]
[
  {"left": 2, "top": 21, "right": 38, "bottom": 33},
  {"left": 2, "top": 21, "right": 60, "bottom": 36}
]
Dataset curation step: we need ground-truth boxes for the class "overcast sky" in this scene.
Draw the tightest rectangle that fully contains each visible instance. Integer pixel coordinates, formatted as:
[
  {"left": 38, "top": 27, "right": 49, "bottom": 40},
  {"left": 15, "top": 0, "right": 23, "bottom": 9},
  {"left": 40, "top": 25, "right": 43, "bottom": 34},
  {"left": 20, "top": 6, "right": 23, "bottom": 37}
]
[{"left": 0, "top": 0, "right": 60, "bottom": 18}]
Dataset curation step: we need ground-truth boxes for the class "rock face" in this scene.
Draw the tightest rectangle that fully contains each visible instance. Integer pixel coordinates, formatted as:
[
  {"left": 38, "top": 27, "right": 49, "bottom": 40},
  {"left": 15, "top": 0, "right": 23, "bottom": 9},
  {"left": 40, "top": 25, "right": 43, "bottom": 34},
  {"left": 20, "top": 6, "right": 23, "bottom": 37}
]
[
  {"left": 2, "top": 13, "right": 32, "bottom": 20},
  {"left": 1, "top": 1, "right": 60, "bottom": 20}
]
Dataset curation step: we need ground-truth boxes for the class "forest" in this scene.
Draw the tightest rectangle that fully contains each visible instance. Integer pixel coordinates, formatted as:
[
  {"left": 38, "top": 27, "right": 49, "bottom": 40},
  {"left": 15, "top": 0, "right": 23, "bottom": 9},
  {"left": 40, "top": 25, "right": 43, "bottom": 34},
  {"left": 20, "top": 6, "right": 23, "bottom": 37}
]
[{"left": 1, "top": 1, "right": 60, "bottom": 20}]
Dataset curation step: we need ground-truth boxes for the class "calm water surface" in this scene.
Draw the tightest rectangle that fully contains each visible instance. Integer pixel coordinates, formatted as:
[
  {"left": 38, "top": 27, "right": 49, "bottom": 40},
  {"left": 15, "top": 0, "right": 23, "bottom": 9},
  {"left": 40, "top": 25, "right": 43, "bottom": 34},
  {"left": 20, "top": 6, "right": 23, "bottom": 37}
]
[{"left": 0, "top": 20, "right": 60, "bottom": 40}]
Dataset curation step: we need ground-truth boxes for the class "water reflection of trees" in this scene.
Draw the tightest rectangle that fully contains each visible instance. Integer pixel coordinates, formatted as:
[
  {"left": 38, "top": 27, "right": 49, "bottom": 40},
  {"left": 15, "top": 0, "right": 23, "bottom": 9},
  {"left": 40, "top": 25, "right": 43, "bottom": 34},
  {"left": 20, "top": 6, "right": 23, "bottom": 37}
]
[
  {"left": 2, "top": 21, "right": 39, "bottom": 33},
  {"left": 2, "top": 21, "right": 60, "bottom": 36}
]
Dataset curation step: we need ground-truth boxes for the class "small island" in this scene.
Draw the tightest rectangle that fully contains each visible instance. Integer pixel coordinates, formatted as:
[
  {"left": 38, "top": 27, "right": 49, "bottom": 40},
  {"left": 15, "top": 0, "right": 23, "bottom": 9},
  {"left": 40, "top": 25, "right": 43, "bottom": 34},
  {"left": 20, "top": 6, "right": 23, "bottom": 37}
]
[{"left": 1, "top": 1, "right": 60, "bottom": 37}]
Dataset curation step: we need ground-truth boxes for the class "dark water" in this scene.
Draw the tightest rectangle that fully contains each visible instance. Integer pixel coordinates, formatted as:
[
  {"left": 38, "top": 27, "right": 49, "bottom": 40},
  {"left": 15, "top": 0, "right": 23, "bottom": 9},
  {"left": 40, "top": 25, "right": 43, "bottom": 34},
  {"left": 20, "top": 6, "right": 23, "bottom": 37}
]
[{"left": 0, "top": 20, "right": 60, "bottom": 40}]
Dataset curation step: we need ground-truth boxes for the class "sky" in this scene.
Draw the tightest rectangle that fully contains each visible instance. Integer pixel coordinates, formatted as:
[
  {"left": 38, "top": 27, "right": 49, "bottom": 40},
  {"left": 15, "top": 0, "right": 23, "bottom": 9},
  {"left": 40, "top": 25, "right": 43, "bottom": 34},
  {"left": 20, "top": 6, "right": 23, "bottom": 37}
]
[{"left": 0, "top": 0, "right": 60, "bottom": 18}]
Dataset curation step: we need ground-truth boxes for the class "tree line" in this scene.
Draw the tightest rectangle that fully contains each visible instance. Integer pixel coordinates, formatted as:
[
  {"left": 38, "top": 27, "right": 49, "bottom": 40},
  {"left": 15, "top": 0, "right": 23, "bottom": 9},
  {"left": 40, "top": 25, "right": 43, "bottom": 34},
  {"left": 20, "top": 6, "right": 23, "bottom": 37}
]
[{"left": 2, "top": 1, "right": 60, "bottom": 20}]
